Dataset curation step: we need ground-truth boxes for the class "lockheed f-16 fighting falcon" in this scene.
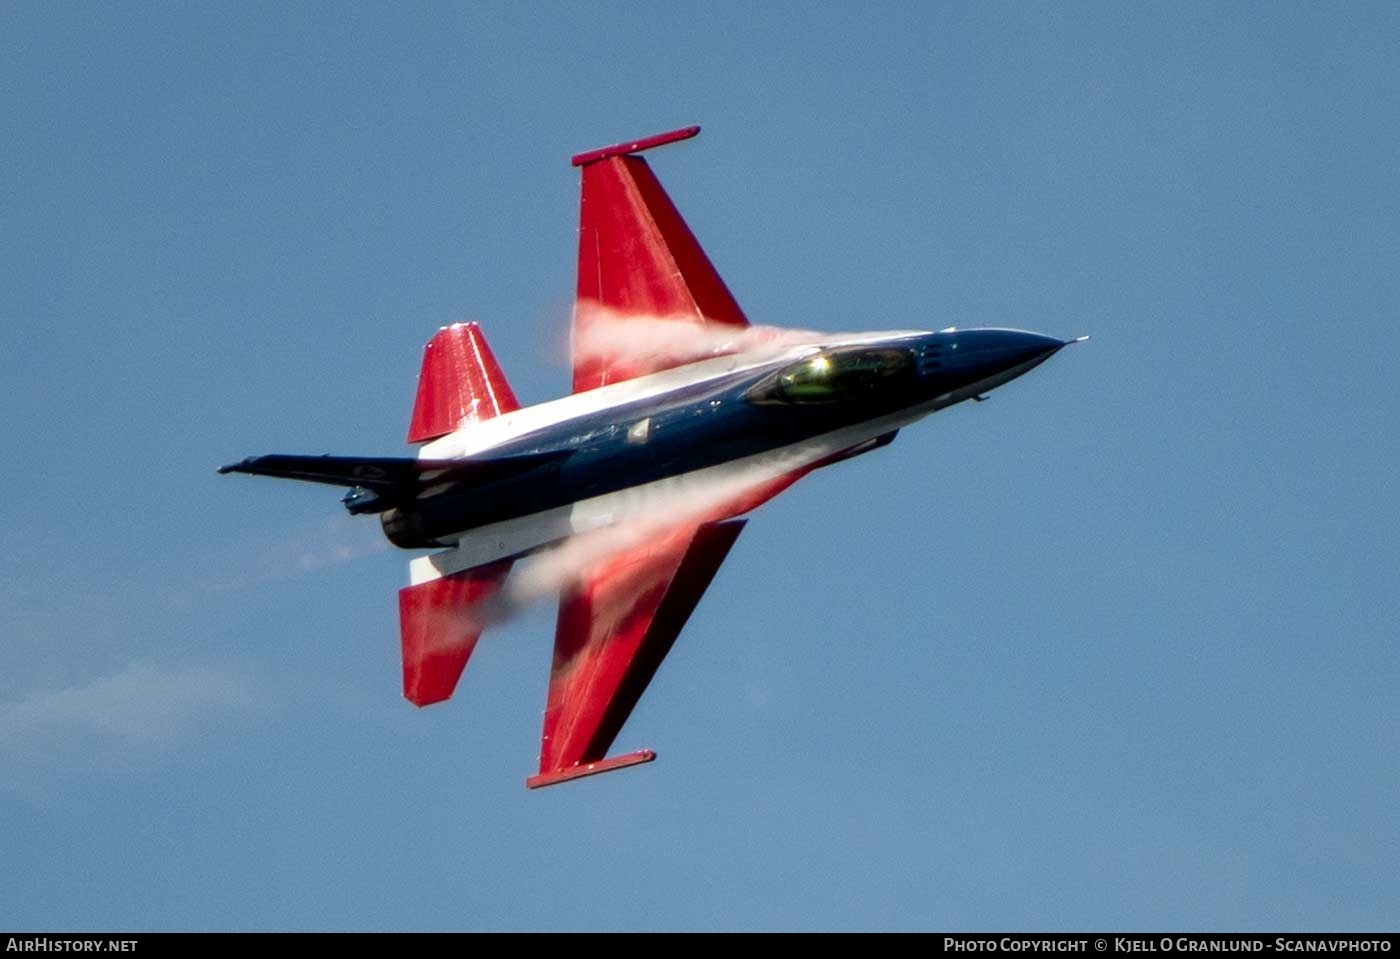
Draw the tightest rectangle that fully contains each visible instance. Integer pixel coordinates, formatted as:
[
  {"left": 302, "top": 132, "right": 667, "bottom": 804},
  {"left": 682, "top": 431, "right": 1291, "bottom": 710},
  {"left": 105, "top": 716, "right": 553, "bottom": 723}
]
[{"left": 221, "top": 125, "right": 1082, "bottom": 789}]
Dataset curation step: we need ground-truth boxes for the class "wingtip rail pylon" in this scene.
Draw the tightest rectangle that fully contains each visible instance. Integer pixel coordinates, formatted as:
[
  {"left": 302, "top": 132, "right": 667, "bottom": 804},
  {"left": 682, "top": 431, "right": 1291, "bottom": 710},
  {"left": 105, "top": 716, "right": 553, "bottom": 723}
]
[{"left": 569, "top": 125, "right": 701, "bottom": 167}]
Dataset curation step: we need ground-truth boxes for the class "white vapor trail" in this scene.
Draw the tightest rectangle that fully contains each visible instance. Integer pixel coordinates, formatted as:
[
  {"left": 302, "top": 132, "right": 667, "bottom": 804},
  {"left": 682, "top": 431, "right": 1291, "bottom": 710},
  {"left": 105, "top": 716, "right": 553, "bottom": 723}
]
[
  {"left": 571, "top": 302, "right": 828, "bottom": 373},
  {"left": 459, "top": 448, "right": 812, "bottom": 636},
  {"left": 0, "top": 664, "right": 257, "bottom": 773}
]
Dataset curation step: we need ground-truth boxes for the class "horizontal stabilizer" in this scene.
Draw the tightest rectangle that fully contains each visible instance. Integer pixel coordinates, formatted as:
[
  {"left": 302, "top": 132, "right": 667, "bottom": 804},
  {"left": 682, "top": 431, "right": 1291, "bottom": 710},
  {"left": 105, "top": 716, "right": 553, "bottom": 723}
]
[
  {"left": 399, "top": 559, "right": 513, "bottom": 707},
  {"left": 409, "top": 322, "right": 520, "bottom": 443}
]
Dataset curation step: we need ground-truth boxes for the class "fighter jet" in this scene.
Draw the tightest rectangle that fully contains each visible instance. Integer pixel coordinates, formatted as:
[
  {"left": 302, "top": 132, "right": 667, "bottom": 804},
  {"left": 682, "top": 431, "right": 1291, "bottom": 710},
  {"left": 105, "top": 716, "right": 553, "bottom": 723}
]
[{"left": 221, "top": 126, "right": 1080, "bottom": 788}]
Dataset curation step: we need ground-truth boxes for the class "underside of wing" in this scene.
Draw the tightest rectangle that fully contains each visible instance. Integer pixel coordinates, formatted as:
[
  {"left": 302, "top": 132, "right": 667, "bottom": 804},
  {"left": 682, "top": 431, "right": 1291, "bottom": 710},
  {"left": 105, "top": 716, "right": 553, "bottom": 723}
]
[
  {"left": 571, "top": 126, "right": 750, "bottom": 394},
  {"left": 527, "top": 520, "right": 746, "bottom": 789}
]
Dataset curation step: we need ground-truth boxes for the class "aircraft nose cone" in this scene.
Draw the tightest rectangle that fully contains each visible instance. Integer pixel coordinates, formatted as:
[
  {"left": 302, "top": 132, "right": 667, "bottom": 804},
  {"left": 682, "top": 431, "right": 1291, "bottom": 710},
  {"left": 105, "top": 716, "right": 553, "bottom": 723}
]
[
  {"left": 959, "top": 329, "right": 1065, "bottom": 365},
  {"left": 1014, "top": 331, "right": 1067, "bottom": 361},
  {"left": 924, "top": 328, "right": 1069, "bottom": 398},
  {"left": 951, "top": 329, "right": 1066, "bottom": 373}
]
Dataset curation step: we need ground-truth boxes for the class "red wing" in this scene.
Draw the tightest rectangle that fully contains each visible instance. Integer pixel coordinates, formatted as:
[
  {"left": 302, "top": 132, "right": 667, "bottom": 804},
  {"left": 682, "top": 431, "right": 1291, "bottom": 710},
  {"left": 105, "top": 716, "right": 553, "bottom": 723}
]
[
  {"left": 527, "top": 521, "right": 745, "bottom": 789},
  {"left": 571, "top": 126, "right": 749, "bottom": 393}
]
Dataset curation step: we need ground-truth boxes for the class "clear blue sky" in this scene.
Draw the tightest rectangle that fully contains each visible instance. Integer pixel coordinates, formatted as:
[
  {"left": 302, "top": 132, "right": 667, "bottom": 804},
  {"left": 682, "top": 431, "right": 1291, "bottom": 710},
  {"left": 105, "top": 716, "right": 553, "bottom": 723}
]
[{"left": 3, "top": 2, "right": 1397, "bottom": 931}]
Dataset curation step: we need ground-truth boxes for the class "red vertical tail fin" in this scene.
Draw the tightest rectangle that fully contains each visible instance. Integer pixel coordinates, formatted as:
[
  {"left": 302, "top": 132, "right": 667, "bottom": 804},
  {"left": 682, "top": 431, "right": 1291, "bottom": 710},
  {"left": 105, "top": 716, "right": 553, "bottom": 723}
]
[{"left": 407, "top": 322, "right": 520, "bottom": 443}]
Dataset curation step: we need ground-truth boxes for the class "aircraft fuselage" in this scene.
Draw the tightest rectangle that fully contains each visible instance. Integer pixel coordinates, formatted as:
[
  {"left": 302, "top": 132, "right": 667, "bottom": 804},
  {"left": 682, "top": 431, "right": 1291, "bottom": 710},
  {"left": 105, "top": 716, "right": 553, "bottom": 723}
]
[{"left": 382, "top": 327, "right": 1065, "bottom": 571}]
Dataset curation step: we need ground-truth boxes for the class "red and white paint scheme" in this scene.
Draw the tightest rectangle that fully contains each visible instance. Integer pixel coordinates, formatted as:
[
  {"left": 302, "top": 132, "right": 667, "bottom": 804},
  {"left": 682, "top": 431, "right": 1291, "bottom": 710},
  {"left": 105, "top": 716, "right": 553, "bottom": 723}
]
[
  {"left": 222, "top": 125, "right": 1077, "bottom": 788},
  {"left": 407, "top": 128, "right": 890, "bottom": 788}
]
